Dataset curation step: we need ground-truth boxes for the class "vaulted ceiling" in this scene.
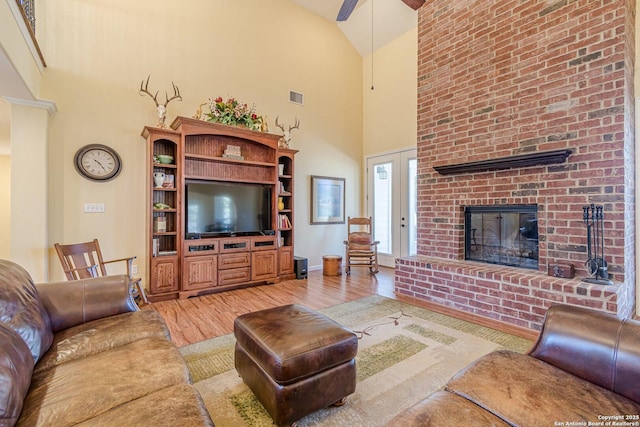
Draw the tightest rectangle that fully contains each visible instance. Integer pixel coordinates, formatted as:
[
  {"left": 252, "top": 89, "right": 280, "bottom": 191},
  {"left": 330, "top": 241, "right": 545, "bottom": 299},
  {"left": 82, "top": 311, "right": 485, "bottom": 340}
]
[{"left": 291, "top": 0, "right": 417, "bottom": 56}]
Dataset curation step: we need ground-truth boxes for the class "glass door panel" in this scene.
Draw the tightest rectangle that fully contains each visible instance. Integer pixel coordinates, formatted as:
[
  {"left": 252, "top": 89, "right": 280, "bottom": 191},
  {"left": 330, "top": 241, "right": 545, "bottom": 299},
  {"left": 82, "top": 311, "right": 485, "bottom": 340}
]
[
  {"left": 367, "top": 149, "right": 417, "bottom": 267},
  {"left": 373, "top": 162, "right": 392, "bottom": 254},
  {"left": 406, "top": 157, "right": 417, "bottom": 256}
]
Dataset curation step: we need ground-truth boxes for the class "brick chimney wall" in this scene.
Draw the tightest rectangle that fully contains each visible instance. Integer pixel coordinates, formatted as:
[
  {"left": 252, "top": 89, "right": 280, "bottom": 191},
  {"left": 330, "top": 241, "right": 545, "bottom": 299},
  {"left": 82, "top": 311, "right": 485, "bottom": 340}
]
[{"left": 396, "top": 0, "right": 636, "bottom": 328}]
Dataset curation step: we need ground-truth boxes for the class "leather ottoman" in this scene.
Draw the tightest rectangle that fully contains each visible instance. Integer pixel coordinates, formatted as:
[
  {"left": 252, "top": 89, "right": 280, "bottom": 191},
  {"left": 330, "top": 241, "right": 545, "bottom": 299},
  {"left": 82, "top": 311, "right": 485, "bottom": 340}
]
[{"left": 234, "top": 304, "right": 358, "bottom": 426}]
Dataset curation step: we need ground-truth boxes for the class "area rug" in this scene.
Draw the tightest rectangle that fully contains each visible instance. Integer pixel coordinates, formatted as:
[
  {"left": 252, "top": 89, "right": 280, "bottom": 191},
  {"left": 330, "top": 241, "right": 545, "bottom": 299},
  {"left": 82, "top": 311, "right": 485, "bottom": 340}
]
[{"left": 179, "top": 295, "right": 533, "bottom": 426}]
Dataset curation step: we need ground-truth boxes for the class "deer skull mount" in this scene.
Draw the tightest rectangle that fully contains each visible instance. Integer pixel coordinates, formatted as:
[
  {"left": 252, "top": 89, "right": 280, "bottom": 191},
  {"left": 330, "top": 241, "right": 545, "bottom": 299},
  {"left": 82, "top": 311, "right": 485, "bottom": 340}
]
[
  {"left": 139, "top": 75, "right": 182, "bottom": 128},
  {"left": 275, "top": 116, "right": 300, "bottom": 148}
]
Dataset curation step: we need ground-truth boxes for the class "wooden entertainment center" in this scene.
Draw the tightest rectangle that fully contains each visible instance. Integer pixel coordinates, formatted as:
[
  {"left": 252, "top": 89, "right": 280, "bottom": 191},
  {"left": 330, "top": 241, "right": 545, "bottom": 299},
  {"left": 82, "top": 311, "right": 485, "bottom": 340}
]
[{"left": 142, "top": 116, "right": 297, "bottom": 301}]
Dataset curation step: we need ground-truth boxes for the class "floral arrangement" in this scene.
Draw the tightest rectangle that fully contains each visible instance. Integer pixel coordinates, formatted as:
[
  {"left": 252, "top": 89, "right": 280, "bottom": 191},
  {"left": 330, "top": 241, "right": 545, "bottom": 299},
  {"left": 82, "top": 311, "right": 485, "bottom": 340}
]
[{"left": 206, "top": 96, "right": 264, "bottom": 131}]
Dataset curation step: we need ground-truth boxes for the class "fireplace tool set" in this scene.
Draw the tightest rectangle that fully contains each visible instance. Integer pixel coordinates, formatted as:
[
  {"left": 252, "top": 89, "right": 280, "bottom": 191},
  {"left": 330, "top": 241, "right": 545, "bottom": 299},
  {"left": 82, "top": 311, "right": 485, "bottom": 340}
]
[{"left": 582, "top": 203, "right": 613, "bottom": 285}]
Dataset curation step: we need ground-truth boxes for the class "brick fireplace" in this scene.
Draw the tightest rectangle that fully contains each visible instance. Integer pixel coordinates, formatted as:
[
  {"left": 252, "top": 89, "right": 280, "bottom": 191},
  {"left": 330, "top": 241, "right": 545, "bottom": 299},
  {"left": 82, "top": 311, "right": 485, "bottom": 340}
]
[{"left": 396, "top": 0, "right": 636, "bottom": 330}]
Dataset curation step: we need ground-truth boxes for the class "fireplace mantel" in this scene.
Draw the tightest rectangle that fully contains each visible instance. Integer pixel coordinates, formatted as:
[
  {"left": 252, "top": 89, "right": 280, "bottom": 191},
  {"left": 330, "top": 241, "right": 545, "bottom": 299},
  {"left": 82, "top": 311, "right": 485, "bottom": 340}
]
[{"left": 433, "top": 149, "right": 573, "bottom": 175}]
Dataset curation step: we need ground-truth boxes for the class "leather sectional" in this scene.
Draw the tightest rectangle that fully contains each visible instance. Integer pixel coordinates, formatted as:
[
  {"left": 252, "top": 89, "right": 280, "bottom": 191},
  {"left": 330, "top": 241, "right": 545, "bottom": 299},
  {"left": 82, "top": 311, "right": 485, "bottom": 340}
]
[
  {"left": 0, "top": 259, "right": 214, "bottom": 426},
  {"left": 389, "top": 304, "right": 640, "bottom": 425}
]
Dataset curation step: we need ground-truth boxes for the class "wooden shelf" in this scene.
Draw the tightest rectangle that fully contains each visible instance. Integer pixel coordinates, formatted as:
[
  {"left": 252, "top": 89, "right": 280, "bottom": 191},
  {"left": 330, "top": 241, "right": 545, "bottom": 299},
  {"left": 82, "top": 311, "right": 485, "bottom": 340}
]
[
  {"left": 183, "top": 174, "right": 274, "bottom": 185},
  {"left": 144, "top": 118, "right": 298, "bottom": 301},
  {"left": 433, "top": 149, "right": 573, "bottom": 175},
  {"left": 156, "top": 252, "right": 178, "bottom": 257},
  {"left": 184, "top": 153, "right": 275, "bottom": 167},
  {"left": 153, "top": 163, "right": 177, "bottom": 169},
  {"left": 171, "top": 116, "right": 281, "bottom": 148}
]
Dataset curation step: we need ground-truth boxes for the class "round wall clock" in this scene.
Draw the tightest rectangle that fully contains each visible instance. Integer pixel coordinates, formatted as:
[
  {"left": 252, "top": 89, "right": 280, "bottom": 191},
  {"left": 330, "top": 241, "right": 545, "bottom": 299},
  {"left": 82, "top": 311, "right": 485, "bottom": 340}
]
[{"left": 74, "top": 144, "right": 122, "bottom": 182}]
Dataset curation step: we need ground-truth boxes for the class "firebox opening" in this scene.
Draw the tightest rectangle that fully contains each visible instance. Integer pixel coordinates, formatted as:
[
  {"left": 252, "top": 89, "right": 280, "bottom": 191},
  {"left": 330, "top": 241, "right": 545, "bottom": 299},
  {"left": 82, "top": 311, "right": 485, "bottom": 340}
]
[{"left": 464, "top": 205, "right": 538, "bottom": 270}]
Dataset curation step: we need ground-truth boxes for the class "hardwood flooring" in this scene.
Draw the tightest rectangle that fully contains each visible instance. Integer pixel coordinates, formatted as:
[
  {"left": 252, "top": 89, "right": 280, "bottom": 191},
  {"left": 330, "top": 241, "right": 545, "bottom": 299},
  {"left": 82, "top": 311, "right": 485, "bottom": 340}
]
[
  {"left": 147, "top": 267, "right": 396, "bottom": 347},
  {"left": 147, "top": 266, "right": 539, "bottom": 347}
]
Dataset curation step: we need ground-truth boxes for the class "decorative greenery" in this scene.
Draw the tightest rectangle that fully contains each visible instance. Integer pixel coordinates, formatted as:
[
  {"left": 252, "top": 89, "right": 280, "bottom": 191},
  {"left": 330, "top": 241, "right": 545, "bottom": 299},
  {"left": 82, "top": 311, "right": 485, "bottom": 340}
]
[{"left": 206, "top": 96, "right": 264, "bottom": 131}]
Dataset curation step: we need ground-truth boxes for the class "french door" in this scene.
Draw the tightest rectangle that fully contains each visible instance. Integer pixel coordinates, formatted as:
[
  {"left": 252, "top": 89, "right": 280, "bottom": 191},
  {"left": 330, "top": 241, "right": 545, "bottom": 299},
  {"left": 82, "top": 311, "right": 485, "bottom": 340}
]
[{"left": 366, "top": 148, "right": 417, "bottom": 267}]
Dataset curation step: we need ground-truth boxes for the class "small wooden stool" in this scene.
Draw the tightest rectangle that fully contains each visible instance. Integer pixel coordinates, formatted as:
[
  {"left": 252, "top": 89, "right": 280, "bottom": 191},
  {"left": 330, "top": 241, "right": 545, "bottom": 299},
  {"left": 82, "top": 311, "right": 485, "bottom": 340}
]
[{"left": 323, "top": 255, "right": 342, "bottom": 276}]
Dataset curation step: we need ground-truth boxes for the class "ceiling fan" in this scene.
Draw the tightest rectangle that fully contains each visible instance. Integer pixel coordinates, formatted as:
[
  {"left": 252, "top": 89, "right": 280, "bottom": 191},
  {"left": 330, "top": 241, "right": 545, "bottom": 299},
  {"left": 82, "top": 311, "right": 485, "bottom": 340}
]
[{"left": 336, "top": 0, "right": 425, "bottom": 22}]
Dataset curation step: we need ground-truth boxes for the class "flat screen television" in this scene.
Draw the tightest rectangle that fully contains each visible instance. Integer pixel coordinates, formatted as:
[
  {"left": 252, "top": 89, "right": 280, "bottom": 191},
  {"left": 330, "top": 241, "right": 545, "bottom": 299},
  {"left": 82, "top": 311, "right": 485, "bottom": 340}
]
[{"left": 185, "top": 180, "right": 272, "bottom": 237}]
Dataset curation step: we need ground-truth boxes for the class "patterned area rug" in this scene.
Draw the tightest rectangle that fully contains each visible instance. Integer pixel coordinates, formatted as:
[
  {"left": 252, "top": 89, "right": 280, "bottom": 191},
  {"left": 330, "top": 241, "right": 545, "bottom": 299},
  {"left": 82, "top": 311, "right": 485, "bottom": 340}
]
[{"left": 179, "top": 295, "right": 533, "bottom": 426}]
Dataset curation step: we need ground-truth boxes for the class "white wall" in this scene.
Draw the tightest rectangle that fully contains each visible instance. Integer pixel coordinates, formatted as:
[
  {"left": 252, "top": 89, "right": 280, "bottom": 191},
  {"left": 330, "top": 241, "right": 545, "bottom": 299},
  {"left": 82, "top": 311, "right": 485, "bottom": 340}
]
[
  {"left": 0, "top": 155, "right": 9, "bottom": 258},
  {"left": 10, "top": 104, "right": 49, "bottom": 281},
  {"left": 36, "top": 0, "right": 363, "bottom": 277},
  {"left": 363, "top": 27, "right": 417, "bottom": 157}
]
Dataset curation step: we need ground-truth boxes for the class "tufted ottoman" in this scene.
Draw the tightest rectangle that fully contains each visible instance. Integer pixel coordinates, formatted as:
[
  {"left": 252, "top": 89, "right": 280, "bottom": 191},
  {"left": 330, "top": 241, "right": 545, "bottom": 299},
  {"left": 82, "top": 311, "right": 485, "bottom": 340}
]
[{"left": 234, "top": 304, "right": 358, "bottom": 426}]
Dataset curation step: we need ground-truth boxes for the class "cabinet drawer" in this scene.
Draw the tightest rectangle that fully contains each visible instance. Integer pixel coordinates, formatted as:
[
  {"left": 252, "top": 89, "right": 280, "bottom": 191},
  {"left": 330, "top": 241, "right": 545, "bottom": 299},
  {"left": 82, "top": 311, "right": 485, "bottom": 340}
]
[
  {"left": 251, "top": 236, "right": 277, "bottom": 251},
  {"left": 218, "top": 252, "right": 251, "bottom": 270},
  {"left": 184, "top": 238, "right": 219, "bottom": 256},
  {"left": 219, "top": 238, "right": 251, "bottom": 254},
  {"left": 219, "top": 267, "right": 251, "bottom": 286}
]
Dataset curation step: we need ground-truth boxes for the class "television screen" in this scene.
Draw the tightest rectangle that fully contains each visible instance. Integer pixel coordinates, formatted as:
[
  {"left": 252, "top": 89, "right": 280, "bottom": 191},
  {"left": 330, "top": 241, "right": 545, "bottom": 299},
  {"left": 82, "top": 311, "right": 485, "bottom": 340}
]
[{"left": 185, "top": 180, "right": 272, "bottom": 236}]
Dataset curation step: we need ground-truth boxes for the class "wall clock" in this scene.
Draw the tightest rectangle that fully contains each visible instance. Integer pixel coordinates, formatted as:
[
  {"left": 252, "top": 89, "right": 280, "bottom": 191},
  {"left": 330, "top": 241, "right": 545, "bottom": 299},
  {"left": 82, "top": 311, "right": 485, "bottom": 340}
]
[{"left": 74, "top": 144, "right": 122, "bottom": 182}]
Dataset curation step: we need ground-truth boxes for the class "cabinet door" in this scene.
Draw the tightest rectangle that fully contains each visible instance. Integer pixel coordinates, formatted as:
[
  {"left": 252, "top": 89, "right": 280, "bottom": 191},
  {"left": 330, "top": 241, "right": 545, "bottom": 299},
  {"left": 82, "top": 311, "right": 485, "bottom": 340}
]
[
  {"left": 183, "top": 255, "right": 217, "bottom": 291},
  {"left": 150, "top": 257, "right": 179, "bottom": 294},
  {"left": 252, "top": 250, "right": 277, "bottom": 281},
  {"left": 279, "top": 247, "right": 293, "bottom": 275}
]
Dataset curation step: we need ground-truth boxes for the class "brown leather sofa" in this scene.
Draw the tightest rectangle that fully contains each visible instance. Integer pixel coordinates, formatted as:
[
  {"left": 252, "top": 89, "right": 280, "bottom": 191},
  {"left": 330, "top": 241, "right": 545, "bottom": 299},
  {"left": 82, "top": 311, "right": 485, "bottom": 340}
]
[
  {"left": 0, "top": 259, "right": 214, "bottom": 426},
  {"left": 389, "top": 304, "right": 640, "bottom": 426}
]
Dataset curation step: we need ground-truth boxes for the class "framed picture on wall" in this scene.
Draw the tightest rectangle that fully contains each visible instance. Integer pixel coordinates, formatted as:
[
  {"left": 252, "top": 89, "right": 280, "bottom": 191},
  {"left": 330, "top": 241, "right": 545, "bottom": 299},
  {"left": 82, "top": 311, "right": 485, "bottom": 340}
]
[{"left": 310, "top": 175, "right": 345, "bottom": 224}]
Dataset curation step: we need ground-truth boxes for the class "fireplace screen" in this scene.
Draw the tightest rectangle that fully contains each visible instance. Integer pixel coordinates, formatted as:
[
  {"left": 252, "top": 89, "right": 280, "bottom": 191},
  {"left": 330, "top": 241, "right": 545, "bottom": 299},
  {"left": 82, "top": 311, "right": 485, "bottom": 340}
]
[{"left": 465, "top": 205, "right": 538, "bottom": 269}]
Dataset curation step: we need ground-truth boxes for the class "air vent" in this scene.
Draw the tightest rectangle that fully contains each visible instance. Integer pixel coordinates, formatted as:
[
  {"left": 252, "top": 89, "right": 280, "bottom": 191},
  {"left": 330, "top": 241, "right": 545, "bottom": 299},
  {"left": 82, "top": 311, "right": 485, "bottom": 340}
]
[{"left": 289, "top": 90, "right": 304, "bottom": 105}]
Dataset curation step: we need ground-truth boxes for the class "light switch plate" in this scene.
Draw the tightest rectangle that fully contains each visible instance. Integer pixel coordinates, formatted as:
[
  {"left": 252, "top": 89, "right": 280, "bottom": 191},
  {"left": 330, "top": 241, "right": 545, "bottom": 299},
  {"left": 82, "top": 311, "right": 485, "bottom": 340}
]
[{"left": 84, "top": 203, "right": 105, "bottom": 213}]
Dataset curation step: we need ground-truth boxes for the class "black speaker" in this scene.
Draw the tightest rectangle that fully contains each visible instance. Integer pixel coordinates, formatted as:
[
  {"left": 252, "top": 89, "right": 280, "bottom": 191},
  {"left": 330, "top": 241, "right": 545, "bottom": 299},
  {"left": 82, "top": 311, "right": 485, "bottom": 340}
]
[{"left": 294, "top": 256, "right": 308, "bottom": 279}]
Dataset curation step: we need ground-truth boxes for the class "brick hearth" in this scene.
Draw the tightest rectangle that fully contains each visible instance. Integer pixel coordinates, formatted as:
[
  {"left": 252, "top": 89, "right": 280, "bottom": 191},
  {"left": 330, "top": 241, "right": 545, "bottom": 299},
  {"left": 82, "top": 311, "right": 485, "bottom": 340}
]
[
  {"left": 397, "top": 0, "right": 636, "bottom": 329},
  {"left": 396, "top": 257, "right": 631, "bottom": 330}
]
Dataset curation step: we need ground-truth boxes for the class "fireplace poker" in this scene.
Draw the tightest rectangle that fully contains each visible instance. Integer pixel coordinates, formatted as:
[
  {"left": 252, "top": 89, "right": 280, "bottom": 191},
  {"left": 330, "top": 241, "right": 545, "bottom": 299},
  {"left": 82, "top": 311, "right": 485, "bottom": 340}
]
[
  {"left": 591, "top": 204, "right": 599, "bottom": 274},
  {"left": 582, "top": 203, "right": 612, "bottom": 285},
  {"left": 582, "top": 206, "right": 596, "bottom": 275},
  {"left": 595, "top": 205, "right": 610, "bottom": 281}
]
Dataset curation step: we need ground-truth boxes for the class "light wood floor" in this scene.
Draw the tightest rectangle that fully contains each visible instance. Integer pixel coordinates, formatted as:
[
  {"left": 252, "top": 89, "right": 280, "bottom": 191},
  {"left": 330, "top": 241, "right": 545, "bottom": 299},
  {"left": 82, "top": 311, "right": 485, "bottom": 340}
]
[
  {"left": 147, "top": 266, "right": 538, "bottom": 347},
  {"left": 147, "top": 267, "right": 395, "bottom": 346}
]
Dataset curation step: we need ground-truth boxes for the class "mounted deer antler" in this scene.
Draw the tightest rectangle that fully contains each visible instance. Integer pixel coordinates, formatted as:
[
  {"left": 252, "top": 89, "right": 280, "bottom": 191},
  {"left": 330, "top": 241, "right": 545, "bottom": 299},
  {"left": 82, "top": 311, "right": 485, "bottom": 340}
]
[
  {"left": 275, "top": 116, "right": 300, "bottom": 148},
  {"left": 275, "top": 116, "right": 284, "bottom": 132},
  {"left": 193, "top": 102, "right": 207, "bottom": 120},
  {"left": 289, "top": 118, "right": 300, "bottom": 132},
  {"left": 139, "top": 76, "right": 160, "bottom": 107},
  {"left": 139, "top": 75, "right": 182, "bottom": 128}
]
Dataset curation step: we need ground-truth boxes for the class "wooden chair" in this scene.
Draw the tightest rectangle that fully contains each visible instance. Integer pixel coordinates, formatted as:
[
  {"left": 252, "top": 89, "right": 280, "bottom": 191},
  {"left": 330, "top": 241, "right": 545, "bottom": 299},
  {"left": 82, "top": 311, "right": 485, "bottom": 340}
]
[
  {"left": 343, "top": 217, "right": 380, "bottom": 275},
  {"left": 54, "top": 238, "right": 148, "bottom": 305}
]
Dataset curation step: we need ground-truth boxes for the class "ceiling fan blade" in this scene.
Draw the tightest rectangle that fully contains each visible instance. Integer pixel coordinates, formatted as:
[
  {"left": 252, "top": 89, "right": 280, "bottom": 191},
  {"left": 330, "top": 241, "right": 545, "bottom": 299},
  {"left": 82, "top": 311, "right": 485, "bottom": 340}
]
[
  {"left": 336, "top": 0, "right": 359, "bottom": 21},
  {"left": 401, "top": 0, "right": 426, "bottom": 10}
]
